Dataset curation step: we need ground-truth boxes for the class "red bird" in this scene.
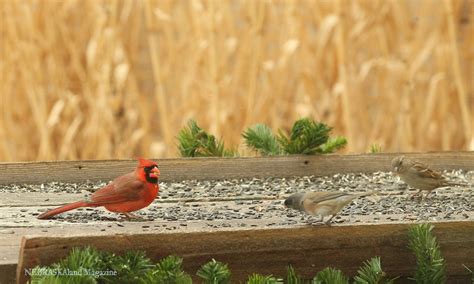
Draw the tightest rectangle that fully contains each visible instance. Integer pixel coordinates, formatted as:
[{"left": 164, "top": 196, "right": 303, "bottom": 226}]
[{"left": 38, "top": 158, "right": 160, "bottom": 220}]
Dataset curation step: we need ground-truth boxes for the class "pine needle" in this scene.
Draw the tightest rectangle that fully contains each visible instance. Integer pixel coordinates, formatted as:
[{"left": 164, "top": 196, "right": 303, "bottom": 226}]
[
  {"left": 277, "top": 118, "right": 333, "bottom": 154},
  {"left": 243, "top": 118, "right": 347, "bottom": 155},
  {"left": 177, "top": 119, "right": 236, "bottom": 157},
  {"left": 242, "top": 124, "right": 281, "bottom": 155},
  {"left": 353, "top": 257, "right": 396, "bottom": 284},
  {"left": 196, "top": 259, "right": 232, "bottom": 284},
  {"left": 246, "top": 273, "right": 282, "bottom": 284},
  {"left": 313, "top": 267, "right": 349, "bottom": 284},
  {"left": 408, "top": 224, "right": 446, "bottom": 284}
]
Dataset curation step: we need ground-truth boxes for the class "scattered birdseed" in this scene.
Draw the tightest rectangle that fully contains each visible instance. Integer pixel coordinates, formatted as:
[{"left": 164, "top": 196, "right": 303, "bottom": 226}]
[{"left": 1, "top": 170, "right": 472, "bottom": 229}]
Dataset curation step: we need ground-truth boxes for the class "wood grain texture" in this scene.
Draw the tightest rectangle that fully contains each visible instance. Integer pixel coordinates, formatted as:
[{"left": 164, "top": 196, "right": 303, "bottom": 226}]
[
  {"left": 1, "top": 152, "right": 473, "bottom": 185},
  {"left": 16, "top": 221, "right": 474, "bottom": 284}
]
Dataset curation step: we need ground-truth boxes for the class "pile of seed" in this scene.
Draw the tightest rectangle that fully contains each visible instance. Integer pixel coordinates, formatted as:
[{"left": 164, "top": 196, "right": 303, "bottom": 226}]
[{"left": 1, "top": 170, "right": 472, "bottom": 227}]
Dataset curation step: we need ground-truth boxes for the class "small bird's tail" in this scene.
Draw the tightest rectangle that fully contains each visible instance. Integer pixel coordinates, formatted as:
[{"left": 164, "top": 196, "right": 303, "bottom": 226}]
[
  {"left": 37, "top": 201, "right": 87, "bottom": 219},
  {"left": 447, "top": 181, "right": 468, "bottom": 187},
  {"left": 354, "top": 190, "right": 378, "bottom": 197}
]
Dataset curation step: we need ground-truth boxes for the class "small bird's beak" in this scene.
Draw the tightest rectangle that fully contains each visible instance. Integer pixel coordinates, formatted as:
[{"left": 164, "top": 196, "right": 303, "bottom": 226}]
[{"left": 150, "top": 167, "right": 160, "bottom": 178}]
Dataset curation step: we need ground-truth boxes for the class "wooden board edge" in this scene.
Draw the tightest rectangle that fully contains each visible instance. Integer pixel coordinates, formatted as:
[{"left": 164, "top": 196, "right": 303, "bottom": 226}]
[
  {"left": 1, "top": 152, "right": 473, "bottom": 185},
  {"left": 16, "top": 237, "right": 27, "bottom": 284},
  {"left": 15, "top": 221, "right": 474, "bottom": 282}
]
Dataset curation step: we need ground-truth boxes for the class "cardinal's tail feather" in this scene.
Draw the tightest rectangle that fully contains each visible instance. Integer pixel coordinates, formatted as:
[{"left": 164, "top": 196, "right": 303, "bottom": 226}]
[{"left": 37, "top": 201, "right": 88, "bottom": 220}]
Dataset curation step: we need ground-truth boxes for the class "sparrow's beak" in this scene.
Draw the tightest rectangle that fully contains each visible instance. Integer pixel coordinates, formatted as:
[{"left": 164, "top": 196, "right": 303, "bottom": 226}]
[{"left": 150, "top": 167, "right": 160, "bottom": 178}]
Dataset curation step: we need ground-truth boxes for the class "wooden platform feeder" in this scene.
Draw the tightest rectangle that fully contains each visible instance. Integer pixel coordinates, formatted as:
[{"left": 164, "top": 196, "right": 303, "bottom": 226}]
[{"left": 0, "top": 152, "right": 472, "bottom": 283}]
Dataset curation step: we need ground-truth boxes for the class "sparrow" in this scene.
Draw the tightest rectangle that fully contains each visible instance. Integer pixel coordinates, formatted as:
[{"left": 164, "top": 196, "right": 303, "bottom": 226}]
[
  {"left": 284, "top": 191, "right": 375, "bottom": 225},
  {"left": 391, "top": 155, "right": 466, "bottom": 199}
]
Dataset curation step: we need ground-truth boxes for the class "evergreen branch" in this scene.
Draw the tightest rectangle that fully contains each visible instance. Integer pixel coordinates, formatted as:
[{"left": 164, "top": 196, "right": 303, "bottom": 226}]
[
  {"left": 31, "top": 247, "right": 104, "bottom": 284},
  {"left": 286, "top": 265, "right": 306, "bottom": 284},
  {"left": 177, "top": 119, "right": 236, "bottom": 157},
  {"left": 313, "top": 267, "right": 348, "bottom": 284},
  {"left": 353, "top": 257, "right": 396, "bottom": 284},
  {"left": 246, "top": 273, "right": 283, "bottom": 284},
  {"left": 102, "top": 251, "right": 153, "bottom": 283},
  {"left": 408, "top": 224, "right": 446, "bottom": 284},
  {"left": 197, "top": 259, "right": 232, "bottom": 284},
  {"left": 242, "top": 124, "right": 281, "bottom": 155},
  {"left": 369, "top": 144, "right": 383, "bottom": 153},
  {"left": 319, "top": 136, "right": 347, "bottom": 153},
  {"left": 277, "top": 118, "right": 332, "bottom": 154},
  {"left": 143, "top": 255, "right": 192, "bottom": 284}
]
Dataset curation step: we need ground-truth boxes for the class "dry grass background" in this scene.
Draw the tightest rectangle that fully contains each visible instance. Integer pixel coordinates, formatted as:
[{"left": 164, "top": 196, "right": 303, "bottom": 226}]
[{"left": 0, "top": 0, "right": 472, "bottom": 161}]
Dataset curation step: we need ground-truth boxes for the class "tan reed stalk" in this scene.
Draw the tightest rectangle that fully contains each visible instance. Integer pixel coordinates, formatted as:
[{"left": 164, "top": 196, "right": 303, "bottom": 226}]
[
  {"left": 144, "top": 0, "right": 173, "bottom": 156},
  {"left": 443, "top": 0, "right": 471, "bottom": 146}
]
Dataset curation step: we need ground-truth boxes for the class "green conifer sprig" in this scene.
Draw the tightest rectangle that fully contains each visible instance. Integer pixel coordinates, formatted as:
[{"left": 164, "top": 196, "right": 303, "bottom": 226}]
[
  {"left": 246, "top": 273, "right": 282, "bottom": 284},
  {"left": 243, "top": 118, "right": 347, "bottom": 156},
  {"left": 30, "top": 247, "right": 104, "bottom": 284},
  {"left": 30, "top": 248, "right": 192, "bottom": 284},
  {"left": 101, "top": 251, "right": 153, "bottom": 283},
  {"left": 319, "top": 136, "right": 348, "bottom": 154},
  {"left": 242, "top": 124, "right": 281, "bottom": 155},
  {"left": 353, "top": 257, "right": 396, "bottom": 284},
  {"left": 369, "top": 144, "right": 383, "bottom": 153},
  {"left": 196, "top": 259, "right": 232, "bottom": 284},
  {"left": 178, "top": 120, "right": 236, "bottom": 157},
  {"left": 143, "top": 255, "right": 192, "bottom": 284},
  {"left": 285, "top": 265, "right": 306, "bottom": 284},
  {"left": 313, "top": 267, "right": 349, "bottom": 284},
  {"left": 277, "top": 118, "right": 331, "bottom": 154},
  {"left": 408, "top": 224, "right": 446, "bottom": 284}
]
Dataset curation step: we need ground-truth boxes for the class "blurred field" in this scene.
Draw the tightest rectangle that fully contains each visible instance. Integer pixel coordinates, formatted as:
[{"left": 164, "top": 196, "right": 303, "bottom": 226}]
[{"left": 0, "top": 0, "right": 472, "bottom": 161}]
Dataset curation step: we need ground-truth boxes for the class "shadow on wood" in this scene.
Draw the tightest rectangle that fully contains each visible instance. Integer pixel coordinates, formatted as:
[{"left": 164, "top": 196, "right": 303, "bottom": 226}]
[{"left": 17, "top": 221, "right": 474, "bottom": 283}]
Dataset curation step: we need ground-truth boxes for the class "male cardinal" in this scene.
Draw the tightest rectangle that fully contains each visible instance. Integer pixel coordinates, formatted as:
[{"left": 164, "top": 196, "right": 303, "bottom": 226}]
[
  {"left": 38, "top": 158, "right": 160, "bottom": 220},
  {"left": 284, "top": 191, "right": 375, "bottom": 225}
]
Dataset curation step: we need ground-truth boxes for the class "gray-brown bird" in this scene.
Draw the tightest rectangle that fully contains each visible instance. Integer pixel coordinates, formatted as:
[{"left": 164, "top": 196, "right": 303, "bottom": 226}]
[
  {"left": 284, "top": 191, "right": 374, "bottom": 225},
  {"left": 391, "top": 155, "right": 466, "bottom": 199}
]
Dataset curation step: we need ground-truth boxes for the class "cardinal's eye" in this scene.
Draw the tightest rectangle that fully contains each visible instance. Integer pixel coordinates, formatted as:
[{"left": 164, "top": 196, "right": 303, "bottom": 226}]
[{"left": 145, "top": 165, "right": 157, "bottom": 172}]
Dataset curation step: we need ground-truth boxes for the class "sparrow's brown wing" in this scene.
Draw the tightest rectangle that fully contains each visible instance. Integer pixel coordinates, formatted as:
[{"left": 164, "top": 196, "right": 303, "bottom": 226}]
[{"left": 410, "top": 161, "right": 445, "bottom": 180}]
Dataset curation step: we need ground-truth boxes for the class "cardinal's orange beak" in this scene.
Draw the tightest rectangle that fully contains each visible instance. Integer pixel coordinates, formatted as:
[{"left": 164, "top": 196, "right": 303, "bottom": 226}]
[{"left": 150, "top": 167, "right": 160, "bottom": 178}]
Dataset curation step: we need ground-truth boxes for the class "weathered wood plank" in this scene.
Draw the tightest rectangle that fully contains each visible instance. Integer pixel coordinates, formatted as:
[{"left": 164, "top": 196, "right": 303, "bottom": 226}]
[
  {"left": 1, "top": 152, "right": 473, "bottom": 185},
  {"left": 0, "top": 192, "right": 87, "bottom": 207},
  {"left": 16, "top": 221, "right": 474, "bottom": 284},
  {"left": 0, "top": 264, "right": 15, "bottom": 284}
]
